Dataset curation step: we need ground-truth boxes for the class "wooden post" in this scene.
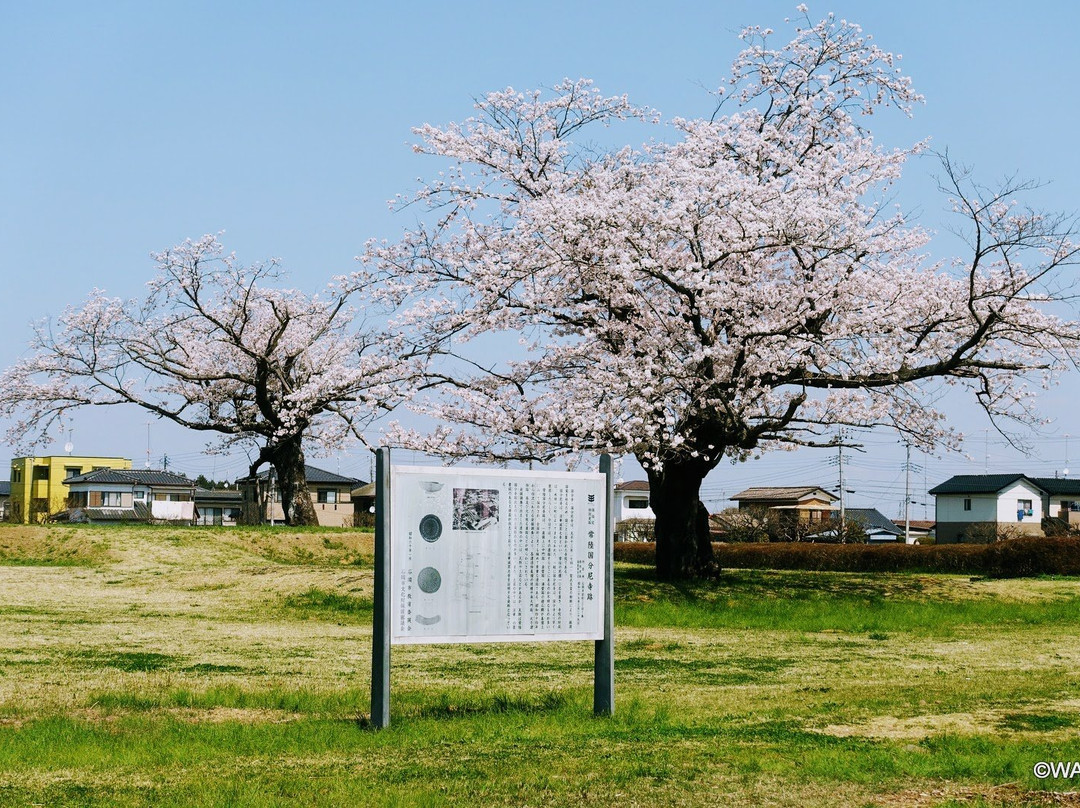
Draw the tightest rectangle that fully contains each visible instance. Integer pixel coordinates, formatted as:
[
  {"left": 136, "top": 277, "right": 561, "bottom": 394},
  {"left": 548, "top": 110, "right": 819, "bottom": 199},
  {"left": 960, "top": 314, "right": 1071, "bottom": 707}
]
[
  {"left": 370, "top": 447, "right": 391, "bottom": 729},
  {"left": 594, "top": 453, "right": 615, "bottom": 716}
]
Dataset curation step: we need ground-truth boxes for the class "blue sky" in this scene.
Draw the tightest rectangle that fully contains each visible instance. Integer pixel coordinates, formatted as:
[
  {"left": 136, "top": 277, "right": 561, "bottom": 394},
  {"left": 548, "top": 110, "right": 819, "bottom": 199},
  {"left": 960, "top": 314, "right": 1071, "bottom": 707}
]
[{"left": 3, "top": 1, "right": 1080, "bottom": 514}]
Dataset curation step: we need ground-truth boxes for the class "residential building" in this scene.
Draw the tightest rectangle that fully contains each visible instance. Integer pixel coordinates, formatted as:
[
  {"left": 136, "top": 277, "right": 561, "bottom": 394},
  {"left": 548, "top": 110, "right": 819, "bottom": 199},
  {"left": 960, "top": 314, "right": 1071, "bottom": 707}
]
[
  {"left": 239, "top": 465, "right": 364, "bottom": 527},
  {"left": 8, "top": 455, "right": 131, "bottom": 523},
  {"left": 61, "top": 468, "right": 197, "bottom": 523},
  {"left": 0, "top": 480, "right": 10, "bottom": 521},
  {"left": 928, "top": 474, "right": 1068, "bottom": 543},
  {"left": 614, "top": 480, "right": 654, "bottom": 522},
  {"left": 731, "top": 486, "right": 838, "bottom": 524},
  {"left": 845, "top": 508, "right": 904, "bottom": 542},
  {"left": 193, "top": 488, "right": 243, "bottom": 526}
]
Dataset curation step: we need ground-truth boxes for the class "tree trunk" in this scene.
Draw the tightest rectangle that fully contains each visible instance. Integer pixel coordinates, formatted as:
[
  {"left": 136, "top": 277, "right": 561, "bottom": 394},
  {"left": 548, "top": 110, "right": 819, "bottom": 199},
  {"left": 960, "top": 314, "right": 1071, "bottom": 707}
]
[
  {"left": 268, "top": 436, "right": 319, "bottom": 526},
  {"left": 646, "top": 458, "right": 715, "bottom": 580}
]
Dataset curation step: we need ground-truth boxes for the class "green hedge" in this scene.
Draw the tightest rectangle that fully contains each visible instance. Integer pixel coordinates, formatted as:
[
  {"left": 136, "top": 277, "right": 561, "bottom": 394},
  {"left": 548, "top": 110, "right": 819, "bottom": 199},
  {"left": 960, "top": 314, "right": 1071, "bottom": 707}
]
[{"left": 613, "top": 536, "right": 1080, "bottom": 577}]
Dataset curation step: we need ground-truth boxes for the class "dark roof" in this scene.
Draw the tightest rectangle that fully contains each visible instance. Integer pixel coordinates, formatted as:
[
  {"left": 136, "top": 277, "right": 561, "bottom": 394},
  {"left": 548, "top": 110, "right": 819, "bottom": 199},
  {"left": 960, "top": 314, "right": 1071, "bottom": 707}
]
[
  {"left": 62, "top": 468, "right": 195, "bottom": 487},
  {"left": 616, "top": 480, "right": 650, "bottom": 492},
  {"left": 247, "top": 464, "right": 363, "bottom": 486},
  {"left": 928, "top": 474, "right": 1042, "bottom": 496},
  {"left": 0, "top": 480, "right": 9, "bottom": 497},
  {"left": 193, "top": 488, "right": 243, "bottom": 503},
  {"left": 846, "top": 508, "right": 902, "bottom": 535},
  {"left": 732, "top": 486, "right": 838, "bottom": 503},
  {"left": 1030, "top": 477, "right": 1080, "bottom": 496},
  {"left": 52, "top": 503, "right": 151, "bottom": 522}
]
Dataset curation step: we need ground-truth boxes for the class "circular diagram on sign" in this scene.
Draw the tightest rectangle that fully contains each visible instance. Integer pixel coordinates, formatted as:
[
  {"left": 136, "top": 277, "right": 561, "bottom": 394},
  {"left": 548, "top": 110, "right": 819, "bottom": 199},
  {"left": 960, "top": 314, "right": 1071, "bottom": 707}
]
[
  {"left": 417, "top": 566, "right": 442, "bottom": 593},
  {"left": 419, "top": 514, "right": 442, "bottom": 542}
]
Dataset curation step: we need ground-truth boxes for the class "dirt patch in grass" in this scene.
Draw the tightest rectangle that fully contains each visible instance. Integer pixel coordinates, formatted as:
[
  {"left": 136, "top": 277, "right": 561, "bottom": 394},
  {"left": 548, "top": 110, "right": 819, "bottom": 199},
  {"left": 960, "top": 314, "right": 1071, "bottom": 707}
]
[
  {"left": 878, "top": 784, "right": 1080, "bottom": 807},
  {"left": 819, "top": 700, "right": 1080, "bottom": 741}
]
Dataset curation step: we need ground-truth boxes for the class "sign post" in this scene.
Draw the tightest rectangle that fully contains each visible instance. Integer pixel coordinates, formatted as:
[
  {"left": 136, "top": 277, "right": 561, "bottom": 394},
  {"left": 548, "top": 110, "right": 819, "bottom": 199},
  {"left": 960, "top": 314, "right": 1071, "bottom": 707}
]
[
  {"left": 370, "top": 447, "right": 391, "bottom": 729},
  {"left": 594, "top": 453, "right": 615, "bottom": 716}
]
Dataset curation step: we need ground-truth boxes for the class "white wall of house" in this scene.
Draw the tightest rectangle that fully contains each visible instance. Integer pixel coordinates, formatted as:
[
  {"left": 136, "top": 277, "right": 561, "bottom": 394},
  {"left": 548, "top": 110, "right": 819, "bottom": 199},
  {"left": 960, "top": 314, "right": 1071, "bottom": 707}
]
[
  {"left": 614, "top": 490, "right": 654, "bottom": 522},
  {"left": 996, "top": 481, "right": 1044, "bottom": 524},
  {"left": 937, "top": 493, "right": 998, "bottom": 523}
]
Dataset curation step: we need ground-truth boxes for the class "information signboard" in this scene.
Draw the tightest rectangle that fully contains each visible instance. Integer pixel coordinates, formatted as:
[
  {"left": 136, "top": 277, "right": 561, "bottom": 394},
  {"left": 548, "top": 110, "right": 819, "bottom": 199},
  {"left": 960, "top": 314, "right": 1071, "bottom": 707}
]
[{"left": 389, "top": 466, "right": 607, "bottom": 644}]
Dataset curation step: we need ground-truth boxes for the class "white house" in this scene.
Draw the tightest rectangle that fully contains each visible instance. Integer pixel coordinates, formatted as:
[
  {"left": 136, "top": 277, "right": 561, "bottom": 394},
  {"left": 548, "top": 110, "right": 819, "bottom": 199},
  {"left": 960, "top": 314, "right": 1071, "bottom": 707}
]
[
  {"left": 614, "top": 480, "right": 654, "bottom": 522},
  {"left": 929, "top": 474, "right": 1047, "bottom": 543},
  {"left": 61, "top": 468, "right": 197, "bottom": 523}
]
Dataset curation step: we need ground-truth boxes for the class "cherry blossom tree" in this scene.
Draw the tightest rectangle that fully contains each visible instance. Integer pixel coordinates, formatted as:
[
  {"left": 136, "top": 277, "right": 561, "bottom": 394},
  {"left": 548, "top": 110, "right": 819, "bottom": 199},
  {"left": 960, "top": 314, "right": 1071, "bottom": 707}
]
[
  {"left": 1, "top": 235, "right": 414, "bottom": 525},
  {"left": 371, "top": 10, "right": 1080, "bottom": 579}
]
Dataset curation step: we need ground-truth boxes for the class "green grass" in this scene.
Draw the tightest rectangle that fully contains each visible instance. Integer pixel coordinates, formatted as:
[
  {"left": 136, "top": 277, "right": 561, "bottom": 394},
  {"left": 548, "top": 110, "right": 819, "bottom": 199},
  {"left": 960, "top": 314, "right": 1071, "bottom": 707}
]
[{"left": 0, "top": 524, "right": 1078, "bottom": 806}]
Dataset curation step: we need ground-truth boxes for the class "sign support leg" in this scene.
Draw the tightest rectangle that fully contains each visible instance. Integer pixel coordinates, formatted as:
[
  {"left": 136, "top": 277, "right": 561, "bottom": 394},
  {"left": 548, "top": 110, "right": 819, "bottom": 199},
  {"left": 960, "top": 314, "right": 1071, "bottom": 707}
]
[
  {"left": 371, "top": 447, "right": 391, "bottom": 729},
  {"left": 594, "top": 453, "right": 615, "bottom": 716}
]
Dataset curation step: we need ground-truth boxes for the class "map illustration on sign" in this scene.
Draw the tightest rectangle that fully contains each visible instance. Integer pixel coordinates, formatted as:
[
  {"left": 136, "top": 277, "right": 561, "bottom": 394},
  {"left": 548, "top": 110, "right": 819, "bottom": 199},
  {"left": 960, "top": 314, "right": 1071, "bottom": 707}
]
[{"left": 390, "top": 466, "right": 606, "bottom": 645}]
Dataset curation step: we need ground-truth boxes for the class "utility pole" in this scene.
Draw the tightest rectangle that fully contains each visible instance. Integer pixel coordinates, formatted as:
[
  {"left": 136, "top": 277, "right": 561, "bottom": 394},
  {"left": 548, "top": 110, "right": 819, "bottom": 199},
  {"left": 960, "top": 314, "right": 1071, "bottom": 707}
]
[
  {"left": 838, "top": 437, "right": 846, "bottom": 541},
  {"left": 904, "top": 442, "right": 912, "bottom": 545}
]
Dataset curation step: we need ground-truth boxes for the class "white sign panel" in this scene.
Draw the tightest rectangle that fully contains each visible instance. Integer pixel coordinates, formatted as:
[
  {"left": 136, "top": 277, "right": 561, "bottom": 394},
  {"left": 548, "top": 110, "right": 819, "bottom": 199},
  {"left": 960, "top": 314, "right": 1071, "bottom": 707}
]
[{"left": 390, "top": 466, "right": 607, "bottom": 644}]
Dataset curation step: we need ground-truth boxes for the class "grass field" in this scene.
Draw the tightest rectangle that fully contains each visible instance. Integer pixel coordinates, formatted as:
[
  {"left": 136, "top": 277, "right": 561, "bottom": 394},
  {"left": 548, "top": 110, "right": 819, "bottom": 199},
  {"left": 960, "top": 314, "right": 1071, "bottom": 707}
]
[{"left": 1, "top": 524, "right": 1079, "bottom": 806}]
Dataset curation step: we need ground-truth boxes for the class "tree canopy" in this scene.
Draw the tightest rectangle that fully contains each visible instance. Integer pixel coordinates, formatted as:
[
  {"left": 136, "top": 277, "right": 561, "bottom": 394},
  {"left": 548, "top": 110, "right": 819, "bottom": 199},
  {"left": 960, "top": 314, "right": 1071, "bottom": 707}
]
[
  {"left": 371, "top": 12, "right": 1080, "bottom": 578},
  {"left": 1, "top": 235, "right": 414, "bottom": 524}
]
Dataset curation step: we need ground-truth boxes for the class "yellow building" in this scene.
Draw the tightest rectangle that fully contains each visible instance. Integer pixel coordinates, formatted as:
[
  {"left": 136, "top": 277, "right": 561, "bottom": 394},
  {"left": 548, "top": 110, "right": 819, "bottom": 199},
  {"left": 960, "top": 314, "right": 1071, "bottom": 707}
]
[{"left": 8, "top": 455, "right": 132, "bottom": 523}]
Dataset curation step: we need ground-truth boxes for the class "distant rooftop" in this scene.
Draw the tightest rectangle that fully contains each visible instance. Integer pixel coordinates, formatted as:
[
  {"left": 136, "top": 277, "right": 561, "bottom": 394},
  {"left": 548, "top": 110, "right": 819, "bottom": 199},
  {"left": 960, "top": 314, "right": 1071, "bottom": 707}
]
[
  {"left": 62, "top": 469, "right": 194, "bottom": 487},
  {"left": 732, "top": 486, "right": 838, "bottom": 503},
  {"left": 246, "top": 464, "right": 364, "bottom": 486}
]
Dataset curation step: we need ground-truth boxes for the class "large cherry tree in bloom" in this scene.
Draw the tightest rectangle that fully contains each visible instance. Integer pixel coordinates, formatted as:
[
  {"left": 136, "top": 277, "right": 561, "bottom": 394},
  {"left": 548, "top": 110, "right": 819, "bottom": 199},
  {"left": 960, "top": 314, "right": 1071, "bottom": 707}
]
[
  {"left": 372, "top": 12, "right": 1080, "bottom": 579},
  {"left": 1, "top": 235, "right": 414, "bottom": 525}
]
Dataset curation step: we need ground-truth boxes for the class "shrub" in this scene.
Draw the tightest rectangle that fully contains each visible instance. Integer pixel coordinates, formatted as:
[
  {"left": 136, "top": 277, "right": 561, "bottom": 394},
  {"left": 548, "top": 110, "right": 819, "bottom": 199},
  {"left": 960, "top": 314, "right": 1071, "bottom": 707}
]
[
  {"left": 612, "top": 536, "right": 1080, "bottom": 577},
  {"left": 615, "top": 518, "right": 655, "bottom": 542}
]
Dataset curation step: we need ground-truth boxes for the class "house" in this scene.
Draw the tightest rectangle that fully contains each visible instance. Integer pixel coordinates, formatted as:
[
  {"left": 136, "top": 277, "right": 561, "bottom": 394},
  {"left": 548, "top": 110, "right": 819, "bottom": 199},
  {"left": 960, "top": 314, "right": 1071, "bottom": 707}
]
[
  {"left": 61, "top": 468, "right": 197, "bottom": 523},
  {"left": 9, "top": 455, "right": 132, "bottom": 523},
  {"left": 894, "top": 519, "right": 935, "bottom": 543},
  {"left": 193, "top": 488, "right": 243, "bottom": 526},
  {"left": 614, "top": 480, "right": 654, "bottom": 522},
  {"left": 845, "top": 508, "right": 904, "bottom": 542},
  {"left": 0, "top": 480, "right": 10, "bottom": 521},
  {"left": 239, "top": 465, "right": 365, "bottom": 527},
  {"left": 1033, "top": 477, "right": 1080, "bottom": 529},
  {"left": 929, "top": 474, "right": 1050, "bottom": 543},
  {"left": 731, "top": 486, "right": 838, "bottom": 525}
]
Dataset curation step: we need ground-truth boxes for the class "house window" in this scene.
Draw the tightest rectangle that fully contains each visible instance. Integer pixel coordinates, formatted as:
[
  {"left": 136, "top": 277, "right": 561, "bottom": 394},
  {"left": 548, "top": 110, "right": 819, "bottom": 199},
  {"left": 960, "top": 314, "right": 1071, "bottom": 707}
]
[
  {"left": 12, "top": 468, "right": 22, "bottom": 483},
  {"left": 133, "top": 489, "right": 146, "bottom": 500},
  {"left": 90, "top": 491, "right": 122, "bottom": 507},
  {"left": 32, "top": 466, "right": 49, "bottom": 481},
  {"left": 317, "top": 489, "right": 337, "bottom": 505},
  {"left": 626, "top": 498, "right": 649, "bottom": 510},
  {"left": 65, "top": 467, "right": 81, "bottom": 479},
  {"left": 963, "top": 498, "right": 971, "bottom": 511},
  {"left": 1017, "top": 499, "right": 1033, "bottom": 520}
]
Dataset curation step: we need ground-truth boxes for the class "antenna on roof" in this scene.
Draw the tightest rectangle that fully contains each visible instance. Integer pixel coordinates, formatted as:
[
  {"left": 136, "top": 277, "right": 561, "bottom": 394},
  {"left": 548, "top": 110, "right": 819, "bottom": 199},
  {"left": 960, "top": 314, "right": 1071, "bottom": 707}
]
[
  {"left": 145, "top": 423, "right": 152, "bottom": 469},
  {"left": 1065, "top": 434, "right": 1070, "bottom": 479}
]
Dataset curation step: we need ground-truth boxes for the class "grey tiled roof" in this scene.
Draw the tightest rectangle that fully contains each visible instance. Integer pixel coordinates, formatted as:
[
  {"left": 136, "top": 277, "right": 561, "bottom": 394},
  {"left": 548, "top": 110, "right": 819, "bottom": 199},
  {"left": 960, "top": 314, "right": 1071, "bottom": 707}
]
[
  {"left": 732, "top": 486, "right": 838, "bottom": 502},
  {"left": 62, "top": 469, "right": 195, "bottom": 487},
  {"left": 1030, "top": 477, "right": 1080, "bottom": 496},
  {"left": 846, "top": 508, "right": 902, "bottom": 535},
  {"left": 247, "top": 464, "right": 363, "bottom": 486},
  {"left": 0, "top": 480, "right": 10, "bottom": 497},
  {"left": 193, "top": 488, "right": 243, "bottom": 503}
]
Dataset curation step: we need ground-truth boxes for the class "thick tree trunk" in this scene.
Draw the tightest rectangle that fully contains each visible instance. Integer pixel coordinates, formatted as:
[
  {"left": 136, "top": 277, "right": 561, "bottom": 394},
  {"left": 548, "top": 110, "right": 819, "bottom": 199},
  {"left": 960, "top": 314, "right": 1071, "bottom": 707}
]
[
  {"left": 646, "top": 458, "right": 715, "bottom": 580},
  {"left": 268, "top": 436, "right": 319, "bottom": 526}
]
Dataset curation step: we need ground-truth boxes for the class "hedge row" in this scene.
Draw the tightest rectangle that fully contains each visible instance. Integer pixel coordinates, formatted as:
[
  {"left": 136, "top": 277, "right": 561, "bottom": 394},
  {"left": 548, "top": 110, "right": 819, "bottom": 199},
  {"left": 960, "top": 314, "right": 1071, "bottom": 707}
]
[{"left": 613, "top": 536, "right": 1080, "bottom": 578}]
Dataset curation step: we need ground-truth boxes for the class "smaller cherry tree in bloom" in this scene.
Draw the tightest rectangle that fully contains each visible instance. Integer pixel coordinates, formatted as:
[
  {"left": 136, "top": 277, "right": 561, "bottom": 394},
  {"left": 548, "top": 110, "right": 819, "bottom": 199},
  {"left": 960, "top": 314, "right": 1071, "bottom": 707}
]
[
  {"left": 371, "top": 11, "right": 1080, "bottom": 579},
  {"left": 0, "top": 235, "right": 415, "bottom": 525}
]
